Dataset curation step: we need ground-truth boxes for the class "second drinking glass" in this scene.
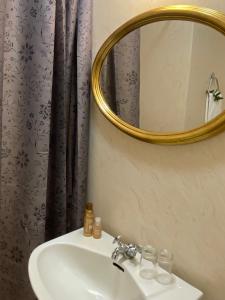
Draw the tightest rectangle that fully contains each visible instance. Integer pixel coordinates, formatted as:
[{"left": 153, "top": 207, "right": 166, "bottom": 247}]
[{"left": 156, "top": 248, "right": 174, "bottom": 285}]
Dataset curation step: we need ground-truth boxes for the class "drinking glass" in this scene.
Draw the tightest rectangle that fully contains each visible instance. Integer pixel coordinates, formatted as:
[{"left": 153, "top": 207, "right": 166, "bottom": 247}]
[
  {"left": 156, "top": 249, "right": 174, "bottom": 285},
  {"left": 139, "top": 245, "right": 157, "bottom": 280}
]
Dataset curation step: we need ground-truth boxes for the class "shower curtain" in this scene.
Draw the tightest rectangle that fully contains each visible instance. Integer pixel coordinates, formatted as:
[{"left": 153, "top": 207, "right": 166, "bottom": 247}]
[
  {"left": 101, "top": 30, "right": 140, "bottom": 127},
  {"left": 0, "top": 0, "right": 92, "bottom": 299}
]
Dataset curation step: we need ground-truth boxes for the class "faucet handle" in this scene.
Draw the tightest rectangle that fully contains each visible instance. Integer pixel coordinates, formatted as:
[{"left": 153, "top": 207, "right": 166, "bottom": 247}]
[{"left": 113, "top": 235, "right": 122, "bottom": 245}]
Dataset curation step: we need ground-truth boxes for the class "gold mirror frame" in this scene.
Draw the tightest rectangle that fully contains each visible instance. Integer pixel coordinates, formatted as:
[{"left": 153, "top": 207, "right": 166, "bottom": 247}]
[{"left": 92, "top": 5, "right": 225, "bottom": 145}]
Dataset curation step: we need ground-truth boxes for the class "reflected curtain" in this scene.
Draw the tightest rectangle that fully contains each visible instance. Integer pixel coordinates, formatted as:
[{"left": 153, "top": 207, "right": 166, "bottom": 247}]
[
  {"left": 101, "top": 30, "right": 140, "bottom": 127},
  {"left": 0, "top": 0, "right": 92, "bottom": 299}
]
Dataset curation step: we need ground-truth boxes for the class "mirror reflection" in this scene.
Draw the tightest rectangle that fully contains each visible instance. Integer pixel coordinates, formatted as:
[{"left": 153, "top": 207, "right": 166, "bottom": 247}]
[{"left": 101, "top": 21, "right": 225, "bottom": 132}]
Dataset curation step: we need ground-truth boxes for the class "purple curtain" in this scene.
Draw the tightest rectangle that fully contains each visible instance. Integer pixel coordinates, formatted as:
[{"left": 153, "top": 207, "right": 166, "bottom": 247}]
[{"left": 0, "top": 0, "right": 92, "bottom": 299}]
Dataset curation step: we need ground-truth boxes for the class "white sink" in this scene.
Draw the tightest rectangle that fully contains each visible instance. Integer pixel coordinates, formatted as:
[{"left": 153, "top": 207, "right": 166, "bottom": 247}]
[{"left": 29, "top": 229, "right": 203, "bottom": 300}]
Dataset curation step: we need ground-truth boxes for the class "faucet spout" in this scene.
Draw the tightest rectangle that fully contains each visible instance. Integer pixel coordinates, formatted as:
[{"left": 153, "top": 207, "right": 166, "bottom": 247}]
[
  {"left": 111, "top": 235, "right": 141, "bottom": 261},
  {"left": 111, "top": 247, "right": 121, "bottom": 261}
]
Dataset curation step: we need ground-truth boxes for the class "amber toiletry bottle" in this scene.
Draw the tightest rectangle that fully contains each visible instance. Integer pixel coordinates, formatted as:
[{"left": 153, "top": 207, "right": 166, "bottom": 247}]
[
  {"left": 93, "top": 217, "right": 102, "bottom": 239},
  {"left": 83, "top": 202, "right": 94, "bottom": 237}
]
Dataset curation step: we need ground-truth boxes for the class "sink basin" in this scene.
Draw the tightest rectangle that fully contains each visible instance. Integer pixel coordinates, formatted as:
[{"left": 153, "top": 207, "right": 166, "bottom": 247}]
[
  {"left": 32, "top": 243, "right": 144, "bottom": 300},
  {"left": 29, "top": 229, "right": 203, "bottom": 300}
]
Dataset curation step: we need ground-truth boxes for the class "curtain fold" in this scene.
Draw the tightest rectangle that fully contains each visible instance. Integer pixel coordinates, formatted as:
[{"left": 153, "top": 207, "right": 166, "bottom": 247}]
[
  {"left": 0, "top": 0, "right": 92, "bottom": 299},
  {"left": 101, "top": 30, "right": 140, "bottom": 127}
]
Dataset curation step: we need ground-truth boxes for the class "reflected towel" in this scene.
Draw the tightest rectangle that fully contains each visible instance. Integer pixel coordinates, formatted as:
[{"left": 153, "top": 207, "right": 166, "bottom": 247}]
[{"left": 205, "top": 89, "right": 223, "bottom": 122}]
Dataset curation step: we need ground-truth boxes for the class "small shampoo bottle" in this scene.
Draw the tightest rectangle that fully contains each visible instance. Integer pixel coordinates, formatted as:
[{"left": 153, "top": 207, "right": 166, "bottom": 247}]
[{"left": 93, "top": 217, "right": 102, "bottom": 239}]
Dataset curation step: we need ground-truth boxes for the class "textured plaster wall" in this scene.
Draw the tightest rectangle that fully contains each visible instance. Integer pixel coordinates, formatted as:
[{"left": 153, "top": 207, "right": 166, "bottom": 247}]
[{"left": 89, "top": 1, "right": 225, "bottom": 299}]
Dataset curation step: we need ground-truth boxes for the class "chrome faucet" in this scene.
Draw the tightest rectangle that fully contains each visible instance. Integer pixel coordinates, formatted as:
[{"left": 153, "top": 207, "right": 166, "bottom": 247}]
[{"left": 111, "top": 235, "right": 142, "bottom": 261}]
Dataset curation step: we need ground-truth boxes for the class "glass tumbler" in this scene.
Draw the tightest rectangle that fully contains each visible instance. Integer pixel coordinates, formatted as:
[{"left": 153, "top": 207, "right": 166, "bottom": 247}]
[
  {"left": 156, "top": 249, "right": 174, "bottom": 285},
  {"left": 139, "top": 245, "right": 157, "bottom": 280}
]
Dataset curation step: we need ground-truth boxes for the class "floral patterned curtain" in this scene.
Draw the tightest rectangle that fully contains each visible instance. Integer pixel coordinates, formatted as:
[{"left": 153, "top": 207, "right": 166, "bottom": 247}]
[
  {"left": 101, "top": 30, "right": 140, "bottom": 127},
  {"left": 0, "top": 0, "right": 92, "bottom": 299}
]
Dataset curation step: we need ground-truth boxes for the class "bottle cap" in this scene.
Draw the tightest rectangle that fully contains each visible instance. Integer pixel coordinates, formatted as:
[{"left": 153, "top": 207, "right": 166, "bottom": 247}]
[
  {"left": 85, "top": 202, "right": 93, "bottom": 211},
  {"left": 95, "top": 217, "right": 101, "bottom": 224}
]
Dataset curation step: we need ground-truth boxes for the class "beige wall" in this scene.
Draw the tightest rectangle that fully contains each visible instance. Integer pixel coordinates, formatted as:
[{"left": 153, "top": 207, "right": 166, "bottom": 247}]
[{"left": 89, "top": 1, "right": 225, "bottom": 300}]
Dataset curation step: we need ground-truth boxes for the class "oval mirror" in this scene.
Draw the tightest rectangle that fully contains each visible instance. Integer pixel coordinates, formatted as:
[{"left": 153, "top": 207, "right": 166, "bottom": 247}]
[{"left": 92, "top": 5, "right": 225, "bottom": 144}]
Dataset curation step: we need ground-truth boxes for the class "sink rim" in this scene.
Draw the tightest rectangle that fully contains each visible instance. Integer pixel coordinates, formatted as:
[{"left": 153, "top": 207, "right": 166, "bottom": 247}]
[{"left": 29, "top": 229, "right": 204, "bottom": 300}]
